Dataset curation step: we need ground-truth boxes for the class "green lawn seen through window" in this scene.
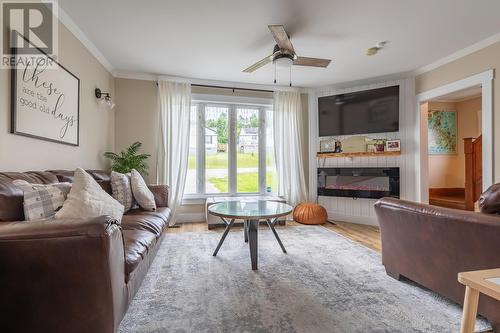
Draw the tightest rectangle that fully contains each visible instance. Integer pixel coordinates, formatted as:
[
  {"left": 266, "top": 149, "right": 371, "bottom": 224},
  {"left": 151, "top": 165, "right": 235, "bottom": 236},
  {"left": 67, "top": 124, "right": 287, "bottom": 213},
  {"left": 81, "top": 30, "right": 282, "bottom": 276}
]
[
  {"left": 208, "top": 172, "right": 276, "bottom": 193},
  {"left": 189, "top": 152, "right": 276, "bottom": 169}
]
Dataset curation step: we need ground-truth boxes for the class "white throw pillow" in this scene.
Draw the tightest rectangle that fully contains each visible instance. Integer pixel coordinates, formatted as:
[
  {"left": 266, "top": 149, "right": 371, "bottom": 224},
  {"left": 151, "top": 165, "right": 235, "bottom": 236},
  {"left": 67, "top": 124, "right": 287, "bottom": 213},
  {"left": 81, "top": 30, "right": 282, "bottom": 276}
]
[
  {"left": 130, "top": 169, "right": 156, "bottom": 211},
  {"left": 110, "top": 171, "right": 135, "bottom": 212},
  {"left": 55, "top": 168, "right": 124, "bottom": 222}
]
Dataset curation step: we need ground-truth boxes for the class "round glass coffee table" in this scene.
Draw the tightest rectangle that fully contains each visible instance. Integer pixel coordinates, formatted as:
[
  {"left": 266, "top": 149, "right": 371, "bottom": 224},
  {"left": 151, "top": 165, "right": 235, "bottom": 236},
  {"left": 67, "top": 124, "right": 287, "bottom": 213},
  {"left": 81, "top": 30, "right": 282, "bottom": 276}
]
[{"left": 208, "top": 200, "right": 293, "bottom": 270}]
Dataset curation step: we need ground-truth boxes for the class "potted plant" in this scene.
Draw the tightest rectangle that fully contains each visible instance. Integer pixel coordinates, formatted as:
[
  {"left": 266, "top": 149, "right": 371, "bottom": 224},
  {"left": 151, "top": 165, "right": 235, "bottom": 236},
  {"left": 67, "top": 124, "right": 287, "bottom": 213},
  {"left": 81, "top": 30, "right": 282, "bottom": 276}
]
[
  {"left": 104, "top": 141, "right": 150, "bottom": 175},
  {"left": 375, "top": 139, "right": 386, "bottom": 152}
]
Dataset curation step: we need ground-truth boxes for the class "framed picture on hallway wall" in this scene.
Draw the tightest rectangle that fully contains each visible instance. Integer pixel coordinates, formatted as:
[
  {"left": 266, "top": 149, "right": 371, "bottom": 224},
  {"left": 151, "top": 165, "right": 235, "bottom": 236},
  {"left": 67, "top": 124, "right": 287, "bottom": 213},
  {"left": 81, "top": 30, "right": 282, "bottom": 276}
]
[
  {"left": 10, "top": 35, "right": 80, "bottom": 146},
  {"left": 428, "top": 110, "right": 457, "bottom": 155}
]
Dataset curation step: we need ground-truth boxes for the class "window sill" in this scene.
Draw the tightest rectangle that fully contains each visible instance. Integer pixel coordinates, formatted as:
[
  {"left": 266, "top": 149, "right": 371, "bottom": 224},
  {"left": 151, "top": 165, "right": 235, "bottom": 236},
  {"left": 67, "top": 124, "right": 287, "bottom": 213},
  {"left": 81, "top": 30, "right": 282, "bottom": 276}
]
[{"left": 182, "top": 193, "right": 277, "bottom": 205}]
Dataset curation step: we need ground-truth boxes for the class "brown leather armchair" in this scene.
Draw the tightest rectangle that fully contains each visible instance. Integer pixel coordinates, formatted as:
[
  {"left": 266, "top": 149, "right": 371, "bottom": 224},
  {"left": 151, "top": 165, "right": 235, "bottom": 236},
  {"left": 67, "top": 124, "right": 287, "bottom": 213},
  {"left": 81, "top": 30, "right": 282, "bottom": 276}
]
[
  {"left": 375, "top": 195, "right": 500, "bottom": 331},
  {"left": 0, "top": 170, "right": 171, "bottom": 333}
]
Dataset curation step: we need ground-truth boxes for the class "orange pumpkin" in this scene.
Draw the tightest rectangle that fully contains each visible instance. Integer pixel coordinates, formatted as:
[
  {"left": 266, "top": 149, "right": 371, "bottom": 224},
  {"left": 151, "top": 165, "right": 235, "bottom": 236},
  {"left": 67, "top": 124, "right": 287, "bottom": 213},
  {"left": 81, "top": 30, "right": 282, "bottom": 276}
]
[{"left": 293, "top": 203, "right": 328, "bottom": 225}]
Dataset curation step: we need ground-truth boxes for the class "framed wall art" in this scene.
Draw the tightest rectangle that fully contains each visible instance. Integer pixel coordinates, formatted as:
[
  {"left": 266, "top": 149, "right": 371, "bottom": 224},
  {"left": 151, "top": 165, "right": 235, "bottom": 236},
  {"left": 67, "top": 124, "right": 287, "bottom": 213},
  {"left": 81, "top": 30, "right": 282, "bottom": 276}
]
[
  {"left": 428, "top": 110, "right": 457, "bottom": 155},
  {"left": 11, "top": 35, "right": 80, "bottom": 146}
]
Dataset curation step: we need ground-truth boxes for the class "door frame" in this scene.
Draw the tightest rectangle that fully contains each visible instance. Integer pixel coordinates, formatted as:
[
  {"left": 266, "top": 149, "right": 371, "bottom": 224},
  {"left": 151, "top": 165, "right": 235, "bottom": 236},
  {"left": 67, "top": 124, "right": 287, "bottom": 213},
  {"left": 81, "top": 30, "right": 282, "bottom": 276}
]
[{"left": 415, "top": 69, "right": 494, "bottom": 203}]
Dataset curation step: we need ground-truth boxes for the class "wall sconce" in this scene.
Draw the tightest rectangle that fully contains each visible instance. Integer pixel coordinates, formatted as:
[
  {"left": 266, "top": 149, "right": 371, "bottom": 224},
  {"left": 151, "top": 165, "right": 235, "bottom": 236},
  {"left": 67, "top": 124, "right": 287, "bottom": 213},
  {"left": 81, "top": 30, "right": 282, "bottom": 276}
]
[{"left": 95, "top": 88, "right": 115, "bottom": 109}]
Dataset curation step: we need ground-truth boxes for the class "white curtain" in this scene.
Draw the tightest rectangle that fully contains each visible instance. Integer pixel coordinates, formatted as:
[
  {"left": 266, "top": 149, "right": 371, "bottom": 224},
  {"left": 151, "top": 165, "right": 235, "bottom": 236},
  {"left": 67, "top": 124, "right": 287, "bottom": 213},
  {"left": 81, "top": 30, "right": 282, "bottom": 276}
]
[
  {"left": 273, "top": 91, "right": 308, "bottom": 206},
  {"left": 157, "top": 80, "right": 191, "bottom": 225}
]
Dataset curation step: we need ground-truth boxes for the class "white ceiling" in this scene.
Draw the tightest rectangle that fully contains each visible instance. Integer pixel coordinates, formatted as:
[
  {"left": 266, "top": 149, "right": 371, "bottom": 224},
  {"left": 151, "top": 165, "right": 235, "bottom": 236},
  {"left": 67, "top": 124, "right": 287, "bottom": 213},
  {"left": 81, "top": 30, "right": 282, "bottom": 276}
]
[
  {"left": 58, "top": 0, "right": 500, "bottom": 88},
  {"left": 433, "top": 85, "right": 482, "bottom": 102}
]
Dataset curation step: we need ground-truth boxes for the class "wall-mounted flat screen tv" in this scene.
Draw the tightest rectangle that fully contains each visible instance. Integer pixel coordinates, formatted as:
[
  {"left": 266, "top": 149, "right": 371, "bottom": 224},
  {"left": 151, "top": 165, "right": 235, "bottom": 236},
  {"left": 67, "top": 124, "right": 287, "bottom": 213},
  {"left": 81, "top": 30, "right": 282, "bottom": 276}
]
[{"left": 318, "top": 85, "right": 399, "bottom": 137}]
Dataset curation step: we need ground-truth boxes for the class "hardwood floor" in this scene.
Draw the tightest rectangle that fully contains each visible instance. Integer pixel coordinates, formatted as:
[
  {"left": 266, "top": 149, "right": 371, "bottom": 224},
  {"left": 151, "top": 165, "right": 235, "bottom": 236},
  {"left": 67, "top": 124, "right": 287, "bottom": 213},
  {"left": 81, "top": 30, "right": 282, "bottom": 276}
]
[
  {"left": 322, "top": 220, "right": 381, "bottom": 252},
  {"left": 168, "top": 220, "right": 381, "bottom": 253}
]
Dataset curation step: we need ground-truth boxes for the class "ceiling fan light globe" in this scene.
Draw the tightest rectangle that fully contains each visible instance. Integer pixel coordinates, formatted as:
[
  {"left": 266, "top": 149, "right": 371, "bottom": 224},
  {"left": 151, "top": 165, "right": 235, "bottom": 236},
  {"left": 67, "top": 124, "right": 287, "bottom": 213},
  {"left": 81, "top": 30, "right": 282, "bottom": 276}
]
[{"left": 274, "top": 57, "right": 293, "bottom": 68}]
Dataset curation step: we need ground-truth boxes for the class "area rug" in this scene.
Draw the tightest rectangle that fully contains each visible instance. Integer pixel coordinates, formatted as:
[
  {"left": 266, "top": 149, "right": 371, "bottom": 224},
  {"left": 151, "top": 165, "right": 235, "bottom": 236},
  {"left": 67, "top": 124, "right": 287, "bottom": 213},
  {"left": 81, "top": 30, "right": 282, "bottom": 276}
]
[{"left": 118, "top": 225, "right": 491, "bottom": 333}]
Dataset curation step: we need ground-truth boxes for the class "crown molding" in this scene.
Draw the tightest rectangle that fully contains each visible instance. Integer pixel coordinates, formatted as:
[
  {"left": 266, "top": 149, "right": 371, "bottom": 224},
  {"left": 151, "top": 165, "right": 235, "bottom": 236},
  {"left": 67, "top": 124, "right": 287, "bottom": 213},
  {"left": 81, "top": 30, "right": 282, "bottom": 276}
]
[
  {"left": 48, "top": 2, "right": 115, "bottom": 73},
  {"left": 311, "top": 71, "right": 411, "bottom": 93},
  {"left": 414, "top": 31, "right": 500, "bottom": 76},
  {"left": 113, "top": 70, "right": 158, "bottom": 81},
  {"left": 114, "top": 70, "right": 307, "bottom": 92}
]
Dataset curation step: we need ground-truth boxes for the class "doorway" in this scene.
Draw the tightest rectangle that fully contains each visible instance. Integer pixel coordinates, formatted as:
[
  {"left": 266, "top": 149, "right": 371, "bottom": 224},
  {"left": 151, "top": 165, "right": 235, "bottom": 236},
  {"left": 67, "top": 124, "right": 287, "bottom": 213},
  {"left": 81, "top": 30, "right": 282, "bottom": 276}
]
[
  {"left": 422, "top": 86, "right": 482, "bottom": 210},
  {"left": 415, "top": 70, "right": 493, "bottom": 205}
]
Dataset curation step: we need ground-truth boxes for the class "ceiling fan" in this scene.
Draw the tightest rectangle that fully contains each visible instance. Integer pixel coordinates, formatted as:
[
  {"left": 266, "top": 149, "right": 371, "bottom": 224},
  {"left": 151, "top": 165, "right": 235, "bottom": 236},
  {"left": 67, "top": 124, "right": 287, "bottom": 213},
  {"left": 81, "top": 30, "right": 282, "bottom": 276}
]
[{"left": 243, "top": 25, "right": 332, "bottom": 77}]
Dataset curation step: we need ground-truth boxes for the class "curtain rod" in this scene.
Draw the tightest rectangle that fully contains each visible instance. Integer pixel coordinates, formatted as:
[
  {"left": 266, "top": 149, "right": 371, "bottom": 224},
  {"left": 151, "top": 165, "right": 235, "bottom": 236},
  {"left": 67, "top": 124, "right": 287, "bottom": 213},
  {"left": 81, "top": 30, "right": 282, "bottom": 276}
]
[{"left": 156, "top": 82, "right": 274, "bottom": 93}]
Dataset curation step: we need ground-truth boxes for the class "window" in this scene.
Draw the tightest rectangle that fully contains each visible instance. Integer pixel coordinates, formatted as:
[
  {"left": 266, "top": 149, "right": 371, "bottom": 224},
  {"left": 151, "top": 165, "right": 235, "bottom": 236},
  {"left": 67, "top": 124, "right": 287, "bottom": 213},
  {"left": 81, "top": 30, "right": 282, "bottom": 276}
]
[
  {"left": 185, "top": 105, "right": 198, "bottom": 194},
  {"left": 205, "top": 106, "right": 229, "bottom": 193},
  {"left": 186, "top": 100, "right": 275, "bottom": 196}
]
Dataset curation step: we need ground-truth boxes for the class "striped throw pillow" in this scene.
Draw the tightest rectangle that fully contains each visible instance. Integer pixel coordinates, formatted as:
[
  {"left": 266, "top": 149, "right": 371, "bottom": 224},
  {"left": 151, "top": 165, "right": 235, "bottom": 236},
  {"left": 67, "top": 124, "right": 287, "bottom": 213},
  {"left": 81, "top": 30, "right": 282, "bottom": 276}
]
[
  {"left": 110, "top": 171, "right": 135, "bottom": 212},
  {"left": 13, "top": 180, "right": 71, "bottom": 221}
]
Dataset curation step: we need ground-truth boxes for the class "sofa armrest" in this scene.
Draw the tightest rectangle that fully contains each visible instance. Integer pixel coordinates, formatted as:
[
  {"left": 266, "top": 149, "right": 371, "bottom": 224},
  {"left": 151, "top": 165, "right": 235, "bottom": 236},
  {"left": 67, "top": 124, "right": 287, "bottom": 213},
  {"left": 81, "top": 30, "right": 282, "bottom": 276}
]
[
  {"left": 148, "top": 184, "right": 169, "bottom": 207},
  {"left": 0, "top": 216, "right": 127, "bottom": 333},
  {"left": 0, "top": 215, "right": 119, "bottom": 240}
]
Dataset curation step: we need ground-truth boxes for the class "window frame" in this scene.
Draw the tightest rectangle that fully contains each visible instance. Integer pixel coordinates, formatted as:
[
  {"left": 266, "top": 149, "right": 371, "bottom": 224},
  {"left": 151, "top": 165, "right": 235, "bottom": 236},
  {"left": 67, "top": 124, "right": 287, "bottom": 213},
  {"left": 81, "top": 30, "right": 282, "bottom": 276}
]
[{"left": 184, "top": 98, "right": 273, "bottom": 200}]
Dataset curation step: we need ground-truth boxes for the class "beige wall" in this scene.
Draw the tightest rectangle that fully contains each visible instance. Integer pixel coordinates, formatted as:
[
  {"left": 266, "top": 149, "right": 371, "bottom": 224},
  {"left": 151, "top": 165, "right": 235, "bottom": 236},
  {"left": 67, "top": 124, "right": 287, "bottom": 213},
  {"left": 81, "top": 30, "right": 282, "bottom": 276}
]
[
  {"left": 0, "top": 21, "right": 115, "bottom": 171},
  {"left": 114, "top": 79, "right": 309, "bottom": 220},
  {"left": 115, "top": 79, "right": 159, "bottom": 183},
  {"left": 415, "top": 41, "right": 500, "bottom": 182},
  {"left": 427, "top": 98, "right": 481, "bottom": 188}
]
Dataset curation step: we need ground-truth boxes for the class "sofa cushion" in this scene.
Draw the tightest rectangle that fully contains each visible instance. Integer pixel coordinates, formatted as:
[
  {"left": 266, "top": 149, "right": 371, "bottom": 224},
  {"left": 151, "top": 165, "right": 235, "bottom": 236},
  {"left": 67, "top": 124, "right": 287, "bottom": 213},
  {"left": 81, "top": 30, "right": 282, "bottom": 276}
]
[
  {"left": 479, "top": 183, "right": 500, "bottom": 214},
  {"left": 123, "top": 229, "right": 156, "bottom": 280},
  {"left": 122, "top": 207, "right": 171, "bottom": 237},
  {"left": 0, "top": 171, "right": 59, "bottom": 222}
]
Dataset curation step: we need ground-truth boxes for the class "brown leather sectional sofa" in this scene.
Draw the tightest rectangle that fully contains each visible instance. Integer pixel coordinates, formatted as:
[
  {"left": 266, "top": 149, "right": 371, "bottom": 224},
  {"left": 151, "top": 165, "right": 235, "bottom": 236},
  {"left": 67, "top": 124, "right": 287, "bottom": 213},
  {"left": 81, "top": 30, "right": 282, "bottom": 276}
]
[
  {"left": 0, "top": 170, "right": 170, "bottom": 333},
  {"left": 375, "top": 197, "right": 500, "bottom": 332}
]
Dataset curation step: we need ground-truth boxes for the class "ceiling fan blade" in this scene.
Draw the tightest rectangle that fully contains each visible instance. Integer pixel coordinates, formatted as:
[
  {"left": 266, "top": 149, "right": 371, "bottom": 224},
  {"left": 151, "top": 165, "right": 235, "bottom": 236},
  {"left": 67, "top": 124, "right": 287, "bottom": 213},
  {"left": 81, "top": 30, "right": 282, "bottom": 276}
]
[
  {"left": 242, "top": 54, "right": 273, "bottom": 73},
  {"left": 268, "top": 25, "right": 295, "bottom": 53},
  {"left": 293, "top": 56, "right": 331, "bottom": 68}
]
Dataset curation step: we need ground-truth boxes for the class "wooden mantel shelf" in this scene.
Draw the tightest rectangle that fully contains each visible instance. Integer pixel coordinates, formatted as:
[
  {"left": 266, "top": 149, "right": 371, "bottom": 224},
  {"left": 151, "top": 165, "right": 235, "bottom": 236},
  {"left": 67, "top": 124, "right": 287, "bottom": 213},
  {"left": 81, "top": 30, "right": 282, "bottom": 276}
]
[{"left": 317, "top": 151, "right": 401, "bottom": 158}]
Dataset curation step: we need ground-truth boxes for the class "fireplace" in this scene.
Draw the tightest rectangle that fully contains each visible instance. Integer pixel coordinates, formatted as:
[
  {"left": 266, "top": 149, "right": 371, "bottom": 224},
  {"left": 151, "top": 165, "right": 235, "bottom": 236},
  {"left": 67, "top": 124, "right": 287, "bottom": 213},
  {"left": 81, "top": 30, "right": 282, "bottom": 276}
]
[{"left": 317, "top": 167, "right": 400, "bottom": 199}]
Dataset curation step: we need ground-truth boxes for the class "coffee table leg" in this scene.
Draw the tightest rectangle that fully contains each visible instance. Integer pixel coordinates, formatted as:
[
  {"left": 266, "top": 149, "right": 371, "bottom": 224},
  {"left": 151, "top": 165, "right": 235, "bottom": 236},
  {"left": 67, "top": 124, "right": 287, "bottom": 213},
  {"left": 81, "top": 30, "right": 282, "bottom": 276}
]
[
  {"left": 213, "top": 218, "right": 235, "bottom": 256},
  {"left": 460, "top": 286, "right": 480, "bottom": 333},
  {"left": 244, "top": 220, "right": 249, "bottom": 243},
  {"left": 248, "top": 219, "right": 258, "bottom": 270},
  {"left": 266, "top": 218, "right": 287, "bottom": 253}
]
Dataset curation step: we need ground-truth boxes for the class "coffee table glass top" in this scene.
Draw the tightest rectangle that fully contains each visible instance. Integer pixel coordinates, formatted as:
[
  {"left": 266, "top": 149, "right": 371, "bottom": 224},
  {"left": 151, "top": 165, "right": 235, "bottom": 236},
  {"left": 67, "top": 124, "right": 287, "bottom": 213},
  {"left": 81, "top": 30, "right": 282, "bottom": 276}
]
[{"left": 208, "top": 200, "right": 293, "bottom": 219}]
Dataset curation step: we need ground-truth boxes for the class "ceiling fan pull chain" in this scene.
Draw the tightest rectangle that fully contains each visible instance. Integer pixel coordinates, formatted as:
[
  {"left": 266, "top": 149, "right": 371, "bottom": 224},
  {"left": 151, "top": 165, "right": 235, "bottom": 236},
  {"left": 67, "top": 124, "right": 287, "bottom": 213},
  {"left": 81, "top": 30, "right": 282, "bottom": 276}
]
[
  {"left": 274, "top": 63, "right": 277, "bottom": 84},
  {"left": 289, "top": 66, "right": 292, "bottom": 87}
]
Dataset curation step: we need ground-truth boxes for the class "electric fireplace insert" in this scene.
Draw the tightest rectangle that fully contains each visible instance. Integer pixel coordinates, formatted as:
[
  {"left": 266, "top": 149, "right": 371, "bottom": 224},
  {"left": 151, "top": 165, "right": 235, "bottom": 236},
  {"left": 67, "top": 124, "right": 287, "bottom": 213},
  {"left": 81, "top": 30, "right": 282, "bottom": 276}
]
[{"left": 317, "top": 167, "right": 400, "bottom": 199}]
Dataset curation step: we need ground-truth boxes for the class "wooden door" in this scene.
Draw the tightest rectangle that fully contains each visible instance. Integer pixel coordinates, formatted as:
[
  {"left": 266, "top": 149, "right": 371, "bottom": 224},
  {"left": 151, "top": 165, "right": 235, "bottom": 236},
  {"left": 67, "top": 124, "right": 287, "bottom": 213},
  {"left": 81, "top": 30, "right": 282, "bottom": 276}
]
[{"left": 464, "top": 135, "right": 482, "bottom": 210}]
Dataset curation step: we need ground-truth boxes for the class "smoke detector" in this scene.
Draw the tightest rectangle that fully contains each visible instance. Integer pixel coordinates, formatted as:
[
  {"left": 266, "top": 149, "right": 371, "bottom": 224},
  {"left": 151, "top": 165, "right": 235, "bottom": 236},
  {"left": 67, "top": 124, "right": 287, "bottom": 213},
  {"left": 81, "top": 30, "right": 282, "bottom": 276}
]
[{"left": 366, "top": 41, "right": 388, "bottom": 56}]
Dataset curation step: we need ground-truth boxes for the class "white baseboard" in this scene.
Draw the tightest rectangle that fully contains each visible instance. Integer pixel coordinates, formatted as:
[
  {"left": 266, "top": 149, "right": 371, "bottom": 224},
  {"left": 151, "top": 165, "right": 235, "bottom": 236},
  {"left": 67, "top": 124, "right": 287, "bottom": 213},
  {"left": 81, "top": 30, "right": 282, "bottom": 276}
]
[
  {"left": 326, "top": 211, "right": 379, "bottom": 226},
  {"left": 176, "top": 213, "right": 206, "bottom": 223}
]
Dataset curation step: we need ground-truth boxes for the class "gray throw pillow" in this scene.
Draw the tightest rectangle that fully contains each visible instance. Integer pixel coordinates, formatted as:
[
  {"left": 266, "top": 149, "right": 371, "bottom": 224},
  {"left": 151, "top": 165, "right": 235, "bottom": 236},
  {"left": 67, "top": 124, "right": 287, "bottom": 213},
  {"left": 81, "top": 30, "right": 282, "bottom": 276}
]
[
  {"left": 13, "top": 180, "right": 71, "bottom": 221},
  {"left": 110, "top": 171, "right": 135, "bottom": 212}
]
